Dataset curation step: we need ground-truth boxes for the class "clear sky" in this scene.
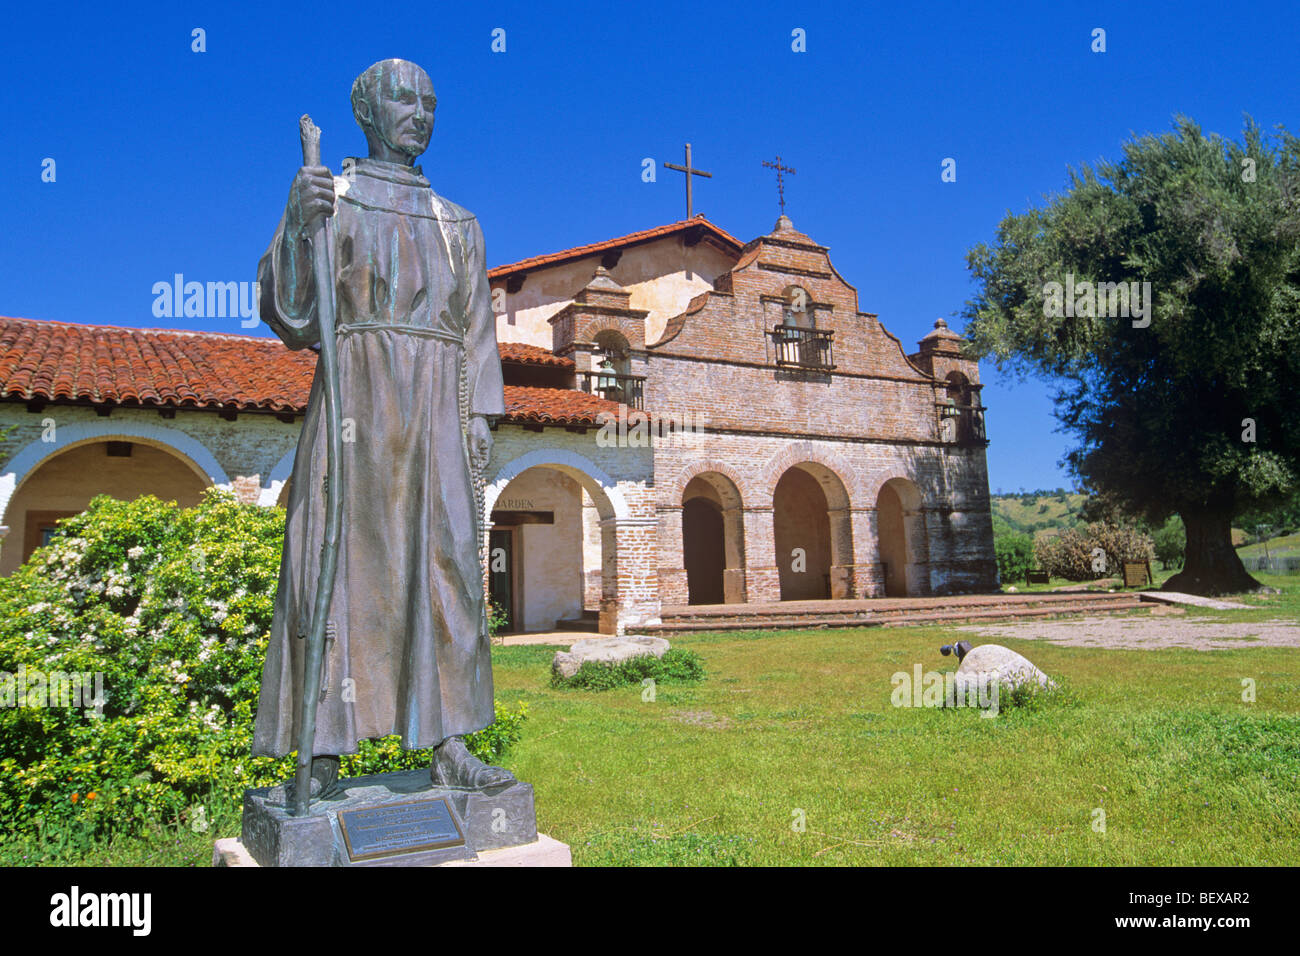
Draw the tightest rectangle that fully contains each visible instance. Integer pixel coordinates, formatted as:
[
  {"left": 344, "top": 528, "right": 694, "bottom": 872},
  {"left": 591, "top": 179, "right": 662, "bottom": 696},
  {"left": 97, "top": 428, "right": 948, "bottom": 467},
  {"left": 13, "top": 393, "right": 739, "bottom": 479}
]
[{"left": 3, "top": 0, "right": 1296, "bottom": 493}]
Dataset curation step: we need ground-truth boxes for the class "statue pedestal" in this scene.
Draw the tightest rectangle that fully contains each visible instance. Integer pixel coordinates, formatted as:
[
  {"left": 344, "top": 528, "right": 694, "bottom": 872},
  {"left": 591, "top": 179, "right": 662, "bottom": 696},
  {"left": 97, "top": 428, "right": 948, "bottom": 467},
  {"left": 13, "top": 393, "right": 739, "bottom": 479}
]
[
  {"left": 238, "top": 768, "right": 542, "bottom": 867},
  {"left": 214, "top": 833, "right": 572, "bottom": 867}
]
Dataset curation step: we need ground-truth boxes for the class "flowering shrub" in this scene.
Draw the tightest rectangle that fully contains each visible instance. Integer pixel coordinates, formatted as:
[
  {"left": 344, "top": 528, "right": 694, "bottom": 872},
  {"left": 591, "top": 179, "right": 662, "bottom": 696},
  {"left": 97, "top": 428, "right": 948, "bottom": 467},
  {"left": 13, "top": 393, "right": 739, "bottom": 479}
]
[
  {"left": 0, "top": 491, "right": 526, "bottom": 845},
  {"left": 1033, "top": 521, "right": 1155, "bottom": 581}
]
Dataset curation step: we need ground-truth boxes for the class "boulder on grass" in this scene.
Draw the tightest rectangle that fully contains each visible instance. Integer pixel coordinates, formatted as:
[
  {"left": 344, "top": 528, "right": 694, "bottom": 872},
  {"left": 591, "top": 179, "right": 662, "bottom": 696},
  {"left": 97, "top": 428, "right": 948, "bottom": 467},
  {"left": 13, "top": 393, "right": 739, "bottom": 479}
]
[
  {"left": 552, "top": 635, "right": 671, "bottom": 679},
  {"left": 955, "top": 644, "right": 1055, "bottom": 695}
]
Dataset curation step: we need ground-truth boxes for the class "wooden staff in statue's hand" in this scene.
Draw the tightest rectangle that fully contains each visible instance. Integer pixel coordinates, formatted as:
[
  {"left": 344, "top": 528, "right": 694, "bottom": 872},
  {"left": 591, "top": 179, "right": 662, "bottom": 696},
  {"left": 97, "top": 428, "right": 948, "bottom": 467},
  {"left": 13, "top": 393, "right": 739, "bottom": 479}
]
[{"left": 287, "top": 115, "right": 345, "bottom": 817}]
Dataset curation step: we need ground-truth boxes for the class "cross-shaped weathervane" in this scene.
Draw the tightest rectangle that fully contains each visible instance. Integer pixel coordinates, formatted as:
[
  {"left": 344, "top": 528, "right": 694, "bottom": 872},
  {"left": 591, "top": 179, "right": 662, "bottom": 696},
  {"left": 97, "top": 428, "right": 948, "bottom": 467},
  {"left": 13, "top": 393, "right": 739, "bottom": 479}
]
[
  {"left": 762, "top": 155, "right": 796, "bottom": 215},
  {"left": 664, "top": 143, "right": 712, "bottom": 219}
]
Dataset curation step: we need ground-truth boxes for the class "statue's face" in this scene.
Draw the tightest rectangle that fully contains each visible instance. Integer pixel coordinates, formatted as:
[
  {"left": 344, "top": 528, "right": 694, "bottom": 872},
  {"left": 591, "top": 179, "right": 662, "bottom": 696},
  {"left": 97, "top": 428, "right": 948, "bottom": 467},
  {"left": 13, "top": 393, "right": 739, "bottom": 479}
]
[{"left": 363, "top": 61, "right": 436, "bottom": 160}]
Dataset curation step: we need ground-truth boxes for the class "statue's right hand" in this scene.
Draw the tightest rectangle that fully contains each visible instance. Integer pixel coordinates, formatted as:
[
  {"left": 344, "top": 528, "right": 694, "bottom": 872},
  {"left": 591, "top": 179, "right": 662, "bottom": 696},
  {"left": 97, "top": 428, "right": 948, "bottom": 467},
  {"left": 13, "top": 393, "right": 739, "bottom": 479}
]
[{"left": 285, "top": 166, "right": 335, "bottom": 238}]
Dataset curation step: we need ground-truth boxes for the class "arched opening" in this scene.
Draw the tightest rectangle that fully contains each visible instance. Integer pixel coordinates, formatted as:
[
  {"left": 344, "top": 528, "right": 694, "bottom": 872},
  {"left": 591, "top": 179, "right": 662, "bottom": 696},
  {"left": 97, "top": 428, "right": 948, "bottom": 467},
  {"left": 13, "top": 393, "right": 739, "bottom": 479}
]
[
  {"left": 485, "top": 450, "right": 628, "bottom": 634},
  {"left": 683, "top": 498, "right": 724, "bottom": 604},
  {"left": 943, "top": 371, "right": 977, "bottom": 444},
  {"left": 593, "top": 329, "right": 632, "bottom": 376},
  {"left": 488, "top": 466, "right": 586, "bottom": 633},
  {"left": 876, "top": 477, "right": 924, "bottom": 597},
  {"left": 680, "top": 472, "right": 746, "bottom": 605},
  {"left": 773, "top": 466, "right": 834, "bottom": 601},
  {"left": 782, "top": 285, "right": 814, "bottom": 330},
  {"left": 0, "top": 439, "right": 211, "bottom": 575},
  {"left": 591, "top": 329, "right": 639, "bottom": 407}
]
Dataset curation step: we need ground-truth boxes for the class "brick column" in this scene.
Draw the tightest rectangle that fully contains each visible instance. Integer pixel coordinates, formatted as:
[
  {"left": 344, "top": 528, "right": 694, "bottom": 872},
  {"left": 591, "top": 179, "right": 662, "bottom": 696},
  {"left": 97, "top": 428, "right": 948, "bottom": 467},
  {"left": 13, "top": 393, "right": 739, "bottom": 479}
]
[
  {"left": 656, "top": 505, "right": 688, "bottom": 606},
  {"left": 581, "top": 493, "right": 603, "bottom": 610},
  {"left": 721, "top": 504, "right": 747, "bottom": 603},
  {"left": 852, "top": 507, "right": 884, "bottom": 598},
  {"left": 231, "top": 474, "right": 261, "bottom": 505},
  {"left": 922, "top": 507, "right": 950, "bottom": 594},
  {"left": 903, "top": 507, "right": 931, "bottom": 597},
  {"left": 742, "top": 506, "right": 780, "bottom": 602},
  {"left": 827, "top": 505, "right": 855, "bottom": 598},
  {"left": 599, "top": 516, "right": 660, "bottom": 634}
]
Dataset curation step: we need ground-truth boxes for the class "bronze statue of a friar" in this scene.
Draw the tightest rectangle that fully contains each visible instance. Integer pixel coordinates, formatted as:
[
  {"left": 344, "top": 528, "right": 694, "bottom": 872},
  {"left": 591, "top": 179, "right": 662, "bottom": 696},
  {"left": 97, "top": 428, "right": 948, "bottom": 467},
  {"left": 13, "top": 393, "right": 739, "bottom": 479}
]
[{"left": 251, "top": 58, "right": 513, "bottom": 808}]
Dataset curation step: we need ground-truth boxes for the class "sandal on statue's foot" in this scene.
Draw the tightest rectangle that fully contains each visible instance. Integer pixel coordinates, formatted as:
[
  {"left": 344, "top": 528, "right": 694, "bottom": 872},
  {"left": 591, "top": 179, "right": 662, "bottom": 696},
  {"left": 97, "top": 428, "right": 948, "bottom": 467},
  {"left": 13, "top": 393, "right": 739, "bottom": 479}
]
[
  {"left": 287, "top": 754, "right": 341, "bottom": 805},
  {"left": 430, "top": 736, "right": 516, "bottom": 789},
  {"left": 309, "top": 755, "right": 342, "bottom": 798}
]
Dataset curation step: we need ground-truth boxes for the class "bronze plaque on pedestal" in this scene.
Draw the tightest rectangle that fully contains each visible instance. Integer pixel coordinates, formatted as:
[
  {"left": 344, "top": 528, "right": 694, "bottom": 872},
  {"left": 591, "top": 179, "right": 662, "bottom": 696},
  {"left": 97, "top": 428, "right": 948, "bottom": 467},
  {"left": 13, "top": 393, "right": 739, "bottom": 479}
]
[{"left": 338, "top": 796, "right": 465, "bottom": 861}]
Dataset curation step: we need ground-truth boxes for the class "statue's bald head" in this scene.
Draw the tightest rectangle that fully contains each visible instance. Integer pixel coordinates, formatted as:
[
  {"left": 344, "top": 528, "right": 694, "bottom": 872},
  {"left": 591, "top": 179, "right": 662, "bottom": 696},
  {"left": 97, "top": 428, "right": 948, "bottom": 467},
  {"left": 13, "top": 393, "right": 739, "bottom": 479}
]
[{"left": 350, "top": 59, "right": 436, "bottom": 164}]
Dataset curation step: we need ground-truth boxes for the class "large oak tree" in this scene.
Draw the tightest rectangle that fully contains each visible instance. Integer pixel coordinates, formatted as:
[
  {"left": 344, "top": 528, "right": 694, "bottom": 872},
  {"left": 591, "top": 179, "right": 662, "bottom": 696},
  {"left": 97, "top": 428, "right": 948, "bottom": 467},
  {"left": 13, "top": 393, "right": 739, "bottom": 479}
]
[{"left": 962, "top": 118, "right": 1300, "bottom": 594}]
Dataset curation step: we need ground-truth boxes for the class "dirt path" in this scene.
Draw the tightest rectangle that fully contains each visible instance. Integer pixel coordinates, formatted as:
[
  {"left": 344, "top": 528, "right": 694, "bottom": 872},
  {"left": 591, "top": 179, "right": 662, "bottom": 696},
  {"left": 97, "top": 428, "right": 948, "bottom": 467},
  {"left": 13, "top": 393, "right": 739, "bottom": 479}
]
[{"left": 957, "top": 616, "right": 1300, "bottom": 650}]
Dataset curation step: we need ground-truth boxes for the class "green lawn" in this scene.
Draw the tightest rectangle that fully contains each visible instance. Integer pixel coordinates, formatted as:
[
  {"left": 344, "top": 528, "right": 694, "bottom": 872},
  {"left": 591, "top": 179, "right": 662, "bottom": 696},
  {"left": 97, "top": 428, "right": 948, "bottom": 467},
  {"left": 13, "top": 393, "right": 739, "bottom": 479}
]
[
  {"left": 496, "top": 587, "right": 1300, "bottom": 865},
  {"left": 13, "top": 576, "right": 1300, "bottom": 867}
]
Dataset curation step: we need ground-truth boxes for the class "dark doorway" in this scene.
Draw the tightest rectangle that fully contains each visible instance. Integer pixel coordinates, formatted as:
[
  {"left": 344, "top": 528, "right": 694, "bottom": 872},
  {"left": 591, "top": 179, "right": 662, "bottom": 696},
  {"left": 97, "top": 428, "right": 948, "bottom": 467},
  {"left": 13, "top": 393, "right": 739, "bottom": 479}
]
[
  {"left": 488, "top": 528, "right": 515, "bottom": 632},
  {"left": 683, "top": 497, "right": 725, "bottom": 605},
  {"left": 773, "top": 467, "right": 832, "bottom": 601}
]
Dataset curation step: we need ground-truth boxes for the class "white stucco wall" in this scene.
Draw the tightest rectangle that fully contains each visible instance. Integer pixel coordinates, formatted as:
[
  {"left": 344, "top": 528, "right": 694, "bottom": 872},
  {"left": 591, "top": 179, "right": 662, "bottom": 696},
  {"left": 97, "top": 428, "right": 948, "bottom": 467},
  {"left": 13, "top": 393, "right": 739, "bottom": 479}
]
[{"left": 492, "top": 236, "right": 737, "bottom": 350}]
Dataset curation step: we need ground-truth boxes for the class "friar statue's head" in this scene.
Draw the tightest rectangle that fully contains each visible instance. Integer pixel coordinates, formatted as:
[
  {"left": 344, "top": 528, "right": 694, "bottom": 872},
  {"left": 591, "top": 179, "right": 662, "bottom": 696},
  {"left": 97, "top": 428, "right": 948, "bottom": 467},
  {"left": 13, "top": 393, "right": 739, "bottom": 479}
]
[{"left": 350, "top": 59, "right": 436, "bottom": 165}]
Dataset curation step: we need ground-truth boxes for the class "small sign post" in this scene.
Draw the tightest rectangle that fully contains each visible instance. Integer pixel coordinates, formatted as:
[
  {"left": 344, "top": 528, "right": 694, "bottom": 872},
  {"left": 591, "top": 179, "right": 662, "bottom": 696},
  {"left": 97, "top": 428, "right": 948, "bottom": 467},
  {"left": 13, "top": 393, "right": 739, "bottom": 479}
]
[{"left": 1123, "top": 560, "right": 1154, "bottom": 588}]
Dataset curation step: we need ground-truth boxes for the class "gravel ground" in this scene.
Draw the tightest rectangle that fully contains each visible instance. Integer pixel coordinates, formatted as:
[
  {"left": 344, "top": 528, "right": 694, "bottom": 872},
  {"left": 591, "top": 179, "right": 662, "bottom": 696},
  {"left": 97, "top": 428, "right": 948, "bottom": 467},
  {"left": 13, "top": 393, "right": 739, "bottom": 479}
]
[{"left": 957, "top": 616, "right": 1300, "bottom": 651}]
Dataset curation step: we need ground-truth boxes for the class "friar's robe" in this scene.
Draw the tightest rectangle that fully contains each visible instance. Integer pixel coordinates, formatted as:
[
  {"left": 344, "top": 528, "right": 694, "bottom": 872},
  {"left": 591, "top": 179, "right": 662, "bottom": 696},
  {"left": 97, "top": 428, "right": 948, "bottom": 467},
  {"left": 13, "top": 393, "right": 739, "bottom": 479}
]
[{"left": 251, "top": 157, "right": 505, "bottom": 757}]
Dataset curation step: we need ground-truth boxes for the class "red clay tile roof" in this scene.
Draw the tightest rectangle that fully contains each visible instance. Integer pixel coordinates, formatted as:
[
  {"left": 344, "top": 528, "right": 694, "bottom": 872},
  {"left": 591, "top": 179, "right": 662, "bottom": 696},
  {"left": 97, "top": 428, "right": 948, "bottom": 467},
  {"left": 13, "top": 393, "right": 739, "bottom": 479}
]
[
  {"left": 501, "top": 385, "right": 623, "bottom": 426},
  {"left": 488, "top": 216, "right": 742, "bottom": 279},
  {"left": 0, "top": 315, "right": 316, "bottom": 413},
  {"left": 498, "top": 341, "right": 573, "bottom": 368},
  {"left": 0, "top": 316, "right": 611, "bottom": 425}
]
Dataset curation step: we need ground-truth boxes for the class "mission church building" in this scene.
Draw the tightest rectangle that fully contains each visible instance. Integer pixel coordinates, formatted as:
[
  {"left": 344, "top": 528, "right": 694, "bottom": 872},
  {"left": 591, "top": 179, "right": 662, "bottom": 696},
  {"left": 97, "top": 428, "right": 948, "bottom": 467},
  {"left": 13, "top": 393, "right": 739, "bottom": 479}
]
[{"left": 0, "top": 214, "right": 996, "bottom": 633}]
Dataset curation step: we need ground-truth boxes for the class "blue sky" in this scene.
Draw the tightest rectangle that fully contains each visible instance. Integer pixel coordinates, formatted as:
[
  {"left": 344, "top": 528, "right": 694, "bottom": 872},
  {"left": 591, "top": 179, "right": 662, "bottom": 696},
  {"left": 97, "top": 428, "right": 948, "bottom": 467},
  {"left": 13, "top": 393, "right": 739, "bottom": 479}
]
[{"left": 3, "top": 0, "right": 1296, "bottom": 492}]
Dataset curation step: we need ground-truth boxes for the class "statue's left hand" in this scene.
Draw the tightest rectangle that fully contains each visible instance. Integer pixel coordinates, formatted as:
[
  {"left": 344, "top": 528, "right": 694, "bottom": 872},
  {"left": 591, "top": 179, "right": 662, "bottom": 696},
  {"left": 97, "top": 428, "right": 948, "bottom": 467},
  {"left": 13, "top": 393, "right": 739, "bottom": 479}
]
[{"left": 468, "top": 415, "right": 493, "bottom": 472}]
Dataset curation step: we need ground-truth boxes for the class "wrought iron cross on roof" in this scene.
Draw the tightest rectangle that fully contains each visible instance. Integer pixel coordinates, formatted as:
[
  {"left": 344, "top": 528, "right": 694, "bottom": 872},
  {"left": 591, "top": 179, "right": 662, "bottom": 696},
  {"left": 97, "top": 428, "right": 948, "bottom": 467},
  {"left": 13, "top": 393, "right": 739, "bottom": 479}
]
[
  {"left": 763, "top": 155, "right": 796, "bottom": 214},
  {"left": 664, "top": 143, "right": 712, "bottom": 219}
]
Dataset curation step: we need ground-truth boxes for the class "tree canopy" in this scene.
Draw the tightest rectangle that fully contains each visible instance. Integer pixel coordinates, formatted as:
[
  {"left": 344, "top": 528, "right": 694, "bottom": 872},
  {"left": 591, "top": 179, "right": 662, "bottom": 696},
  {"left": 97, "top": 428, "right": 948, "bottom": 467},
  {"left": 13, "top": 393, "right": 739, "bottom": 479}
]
[{"left": 962, "top": 117, "right": 1300, "bottom": 593}]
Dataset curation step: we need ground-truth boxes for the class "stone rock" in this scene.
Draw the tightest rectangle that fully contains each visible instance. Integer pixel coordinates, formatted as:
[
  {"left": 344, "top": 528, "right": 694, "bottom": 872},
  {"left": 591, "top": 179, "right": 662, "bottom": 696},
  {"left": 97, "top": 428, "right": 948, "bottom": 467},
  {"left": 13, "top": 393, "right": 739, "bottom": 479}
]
[
  {"left": 955, "top": 643, "right": 1055, "bottom": 695},
  {"left": 552, "top": 635, "right": 670, "bottom": 679}
]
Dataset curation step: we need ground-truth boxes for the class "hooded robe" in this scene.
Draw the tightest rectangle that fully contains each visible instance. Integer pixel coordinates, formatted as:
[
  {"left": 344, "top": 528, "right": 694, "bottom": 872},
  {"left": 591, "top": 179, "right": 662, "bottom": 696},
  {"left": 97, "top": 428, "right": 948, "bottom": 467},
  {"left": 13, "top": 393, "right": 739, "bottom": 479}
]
[{"left": 251, "top": 156, "right": 504, "bottom": 757}]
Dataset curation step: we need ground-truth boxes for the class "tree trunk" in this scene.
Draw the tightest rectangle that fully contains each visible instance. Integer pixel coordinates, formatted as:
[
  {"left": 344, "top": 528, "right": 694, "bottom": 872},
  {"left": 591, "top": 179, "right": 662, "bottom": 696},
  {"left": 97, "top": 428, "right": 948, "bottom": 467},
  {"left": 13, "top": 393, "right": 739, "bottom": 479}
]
[{"left": 1162, "top": 509, "right": 1262, "bottom": 595}]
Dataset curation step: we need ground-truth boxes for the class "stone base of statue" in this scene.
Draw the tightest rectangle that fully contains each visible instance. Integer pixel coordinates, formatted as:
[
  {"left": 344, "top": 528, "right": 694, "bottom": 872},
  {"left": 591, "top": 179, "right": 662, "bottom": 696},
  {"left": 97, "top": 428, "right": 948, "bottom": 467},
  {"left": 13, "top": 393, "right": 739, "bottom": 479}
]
[{"left": 236, "top": 768, "right": 544, "bottom": 867}]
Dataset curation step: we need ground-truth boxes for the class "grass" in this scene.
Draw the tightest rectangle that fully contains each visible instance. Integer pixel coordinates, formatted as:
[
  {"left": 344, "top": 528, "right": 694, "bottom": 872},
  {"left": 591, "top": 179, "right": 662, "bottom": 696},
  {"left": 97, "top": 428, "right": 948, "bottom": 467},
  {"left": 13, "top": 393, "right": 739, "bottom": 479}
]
[
  {"left": 1237, "top": 530, "right": 1300, "bottom": 560},
  {"left": 9, "top": 577, "right": 1299, "bottom": 866},
  {"left": 492, "top": 612, "right": 1300, "bottom": 865}
]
